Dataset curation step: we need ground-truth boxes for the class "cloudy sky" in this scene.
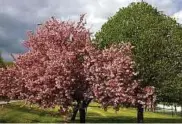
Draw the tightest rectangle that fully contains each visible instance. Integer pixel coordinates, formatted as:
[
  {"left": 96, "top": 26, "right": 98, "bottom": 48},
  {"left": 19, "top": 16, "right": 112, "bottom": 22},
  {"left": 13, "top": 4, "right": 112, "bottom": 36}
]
[{"left": 1, "top": 0, "right": 182, "bottom": 61}]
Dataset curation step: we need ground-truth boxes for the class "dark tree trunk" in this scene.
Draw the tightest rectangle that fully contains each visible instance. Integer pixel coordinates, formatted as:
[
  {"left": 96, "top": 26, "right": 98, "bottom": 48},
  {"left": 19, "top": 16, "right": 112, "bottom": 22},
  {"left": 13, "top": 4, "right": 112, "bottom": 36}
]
[
  {"left": 174, "top": 104, "right": 177, "bottom": 115},
  {"left": 172, "top": 106, "right": 174, "bottom": 117},
  {"left": 137, "top": 103, "right": 144, "bottom": 123},
  {"left": 153, "top": 102, "right": 156, "bottom": 112},
  {"left": 150, "top": 104, "right": 154, "bottom": 112},
  {"left": 79, "top": 101, "right": 86, "bottom": 123},
  {"left": 144, "top": 105, "right": 147, "bottom": 112},
  {"left": 71, "top": 98, "right": 92, "bottom": 123},
  {"left": 79, "top": 98, "right": 92, "bottom": 123},
  {"left": 71, "top": 102, "right": 80, "bottom": 121},
  {"left": 79, "top": 107, "right": 86, "bottom": 123},
  {"left": 85, "top": 98, "right": 92, "bottom": 107},
  {"left": 181, "top": 105, "right": 182, "bottom": 117}
]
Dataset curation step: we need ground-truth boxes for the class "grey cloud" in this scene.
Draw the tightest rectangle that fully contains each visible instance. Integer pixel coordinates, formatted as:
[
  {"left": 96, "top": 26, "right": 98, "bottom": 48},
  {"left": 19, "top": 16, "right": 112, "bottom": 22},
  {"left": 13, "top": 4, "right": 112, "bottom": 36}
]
[
  {"left": 0, "top": 0, "right": 87, "bottom": 61},
  {"left": 1, "top": 0, "right": 182, "bottom": 61},
  {"left": 0, "top": 13, "right": 34, "bottom": 53},
  {"left": 1, "top": 51, "right": 13, "bottom": 61},
  {"left": 0, "top": 13, "right": 34, "bottom": 61}
]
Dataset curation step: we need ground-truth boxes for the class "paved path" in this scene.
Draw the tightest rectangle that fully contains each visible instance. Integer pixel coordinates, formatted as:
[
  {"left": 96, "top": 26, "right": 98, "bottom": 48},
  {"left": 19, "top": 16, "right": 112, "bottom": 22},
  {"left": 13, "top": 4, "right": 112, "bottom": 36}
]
[
  {"left": 0, "top": 100, "right": 19, "bottom": 105},
  {"left": 157, "top": 104, "right": 182, "bottom": 112}
]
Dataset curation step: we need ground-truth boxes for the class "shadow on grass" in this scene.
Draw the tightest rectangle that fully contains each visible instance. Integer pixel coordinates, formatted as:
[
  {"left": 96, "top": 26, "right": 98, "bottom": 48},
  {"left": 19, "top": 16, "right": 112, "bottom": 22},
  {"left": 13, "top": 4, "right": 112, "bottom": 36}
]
[
  {"left": 87, "top": 116, "right": 135, "bottom": 123},
  {"left": 5, "top": 103, "right": 59, "bottom": 117},
  {"left": 86, "top": 116, "right": 182, "bottom": 123},
  {"left": 144, "top": 118, "right": 182, "bottom": 123},
  {"left": 1, "top": 103, "right": 182, "bottom": 123},
  {"left": 0, "top": 103, "right": 65, "bottom": 123},
  {"left": 0, "top": 119, "right": 7, "bottom": 123},
  {"left": 155, "top": 111, "right": 182, "bottom": 117}
]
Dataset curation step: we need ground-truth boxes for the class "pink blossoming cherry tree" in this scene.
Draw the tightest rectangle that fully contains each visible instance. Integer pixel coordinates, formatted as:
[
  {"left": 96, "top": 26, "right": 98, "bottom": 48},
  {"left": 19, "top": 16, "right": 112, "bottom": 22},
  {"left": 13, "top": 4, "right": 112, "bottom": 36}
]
[{"left": 0, "top": 15, "right": 154, "bottom": 123}]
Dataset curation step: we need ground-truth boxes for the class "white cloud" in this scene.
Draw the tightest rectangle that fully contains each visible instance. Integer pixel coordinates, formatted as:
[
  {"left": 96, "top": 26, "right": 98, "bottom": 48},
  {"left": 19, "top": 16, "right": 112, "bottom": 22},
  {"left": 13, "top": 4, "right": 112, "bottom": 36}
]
[
  {"left": 1, "top": 0, "right": 181, "bottom": 32},
  {"left": 173, "top": 10, "right": 182, "bottom": 24},
  {"left": 146, "top": 0, "right": 176, "bottom": 15},
  {"left": 1, "top": 52, "right": 12, "bottom": 61},
  {"left": 76, "top": 0, "right": 181, "bottom": 32}
]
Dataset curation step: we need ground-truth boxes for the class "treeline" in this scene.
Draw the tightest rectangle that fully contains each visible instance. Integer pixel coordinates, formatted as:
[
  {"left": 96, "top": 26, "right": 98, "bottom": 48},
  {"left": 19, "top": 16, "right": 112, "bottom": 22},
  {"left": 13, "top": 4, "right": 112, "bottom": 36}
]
[{"left": 0, "top": 52, "right": 13, "bottom": 68}]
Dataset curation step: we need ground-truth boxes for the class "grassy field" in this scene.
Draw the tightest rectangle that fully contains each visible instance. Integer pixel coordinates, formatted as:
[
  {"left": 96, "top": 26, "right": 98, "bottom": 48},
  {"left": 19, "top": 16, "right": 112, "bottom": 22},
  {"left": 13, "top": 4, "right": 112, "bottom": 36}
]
[{"left": 0, "top": 102, "right": 182, "bottom": 123}]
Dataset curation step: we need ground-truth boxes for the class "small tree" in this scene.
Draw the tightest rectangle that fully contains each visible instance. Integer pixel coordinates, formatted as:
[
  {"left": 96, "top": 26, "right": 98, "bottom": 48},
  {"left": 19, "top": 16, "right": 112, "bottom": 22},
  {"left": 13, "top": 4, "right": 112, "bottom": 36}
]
[
  {"left": 0, "top": 52, "right": 7, "bottom": 69},
  {"left": 0, "top": 15, "right": 154, "bottom": 123}
]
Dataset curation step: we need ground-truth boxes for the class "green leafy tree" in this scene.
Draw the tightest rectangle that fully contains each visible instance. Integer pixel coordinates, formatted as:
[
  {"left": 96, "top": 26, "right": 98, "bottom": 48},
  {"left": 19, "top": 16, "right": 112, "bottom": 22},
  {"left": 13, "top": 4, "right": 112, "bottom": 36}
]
[
  {"left": 5, "top": 61, "right": 13, "bottom": 67},
  {"left": 0, "top": 52, "right": 13, "bottom": 68},
  {"left": 95, "top": 2, "right": 182, "bottom": 103},
  {"left": 0, "top": 52, "right": 5, "bottom": 68}
]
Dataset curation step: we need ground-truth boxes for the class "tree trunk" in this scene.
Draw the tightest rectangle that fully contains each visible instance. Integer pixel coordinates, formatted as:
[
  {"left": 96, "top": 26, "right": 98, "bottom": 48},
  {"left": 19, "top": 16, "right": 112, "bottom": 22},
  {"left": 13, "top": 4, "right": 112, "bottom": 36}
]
[
  {"left": 144, "top": 105, "right": 147, "bottom": 112},
  {"left": 155, "top": 103, "right": 157, "bottom": 112},
  {"left": 181, "top": 105, "right": 182, "bottom": 117},
  {"left": 71, "top": 98, "right": 92, "bottom": 122},
  {"left": 172, "top": 105, "right": 174, "bottom": 117},
  {"left": 137, "top": 103, "right": 144, "bottom": 123},
  {"left": 150, "top": 103, "right": 154, "bottom": 112},
  {"left": 71, "top": 102, "right": 80, "bottom": 121},
  {"left": 85, "top": 98, "right": 92, "bottom": 107},
  {"left": 79, "top": 98, "right": 92, "bottom": 123},
  {"left": 174, "top": 104, "right": 177, "bottom": 115},
  {"left": 79, "top": 101, "right": 86, "bottom": 123}
]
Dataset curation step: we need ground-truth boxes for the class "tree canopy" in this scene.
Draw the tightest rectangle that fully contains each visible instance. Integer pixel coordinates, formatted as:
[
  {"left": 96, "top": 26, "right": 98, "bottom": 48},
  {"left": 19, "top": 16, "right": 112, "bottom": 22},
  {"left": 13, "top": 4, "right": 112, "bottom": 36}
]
[{"left": 95, "top": 2, "right": 182, "bottom": 103}]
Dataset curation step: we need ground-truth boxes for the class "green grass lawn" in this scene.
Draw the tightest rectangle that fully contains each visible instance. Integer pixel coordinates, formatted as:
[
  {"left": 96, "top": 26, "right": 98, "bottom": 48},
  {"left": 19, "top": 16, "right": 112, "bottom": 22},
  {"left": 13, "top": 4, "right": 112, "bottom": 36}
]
[{"left": 0, "top": 102, "right": 181, "bottom": 123}]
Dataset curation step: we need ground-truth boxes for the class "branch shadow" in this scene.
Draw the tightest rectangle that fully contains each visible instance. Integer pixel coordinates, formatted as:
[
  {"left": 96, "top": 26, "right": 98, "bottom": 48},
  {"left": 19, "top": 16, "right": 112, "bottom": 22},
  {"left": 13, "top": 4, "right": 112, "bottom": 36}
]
[
  {"left": 86, "top": 116, "right": 182, "bottom": 123},
  {"left": 5, "top": 103, "right": 59, "bottom": 117}
]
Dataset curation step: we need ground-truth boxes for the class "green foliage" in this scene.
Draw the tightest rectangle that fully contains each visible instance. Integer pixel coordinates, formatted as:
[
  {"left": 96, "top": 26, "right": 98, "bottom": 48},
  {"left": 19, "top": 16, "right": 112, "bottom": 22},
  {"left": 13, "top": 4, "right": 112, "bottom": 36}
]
[
  {"left": 95, "top": 2, "right": 182, "bottom": 103},
  {"left": 158, "top": 77, "right": 182, "bottom": 105},
  {"left": 5, "top": 61, "right": 13, "bottom": 67},
  {"left": 0, "top": 52, "right": 13, "bottom": 68},
  {"left": 0, "top": 52, "right": 5, "bottom": 68}
]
